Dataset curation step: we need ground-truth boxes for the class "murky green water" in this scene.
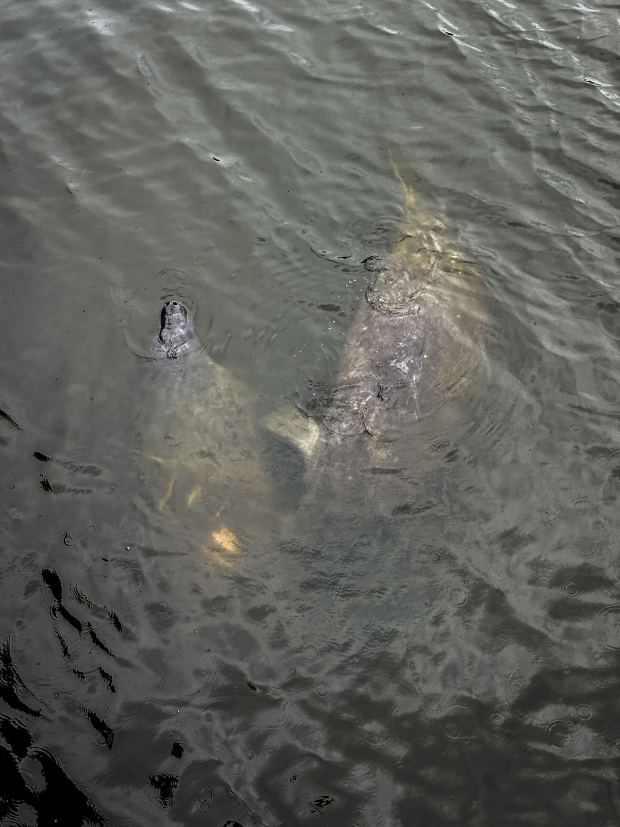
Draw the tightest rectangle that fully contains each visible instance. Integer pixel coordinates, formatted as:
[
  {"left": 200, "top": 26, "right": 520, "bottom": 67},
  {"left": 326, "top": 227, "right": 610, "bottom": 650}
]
[{"left": 1, "top": 0, "right": 619, "bottom": 823}]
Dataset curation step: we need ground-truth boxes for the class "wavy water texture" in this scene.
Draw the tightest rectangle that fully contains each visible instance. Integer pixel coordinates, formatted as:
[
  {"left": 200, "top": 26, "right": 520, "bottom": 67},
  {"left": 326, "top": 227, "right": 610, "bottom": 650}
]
[{"left": 0, "top": 0, "right": 619, "bottom": 823}]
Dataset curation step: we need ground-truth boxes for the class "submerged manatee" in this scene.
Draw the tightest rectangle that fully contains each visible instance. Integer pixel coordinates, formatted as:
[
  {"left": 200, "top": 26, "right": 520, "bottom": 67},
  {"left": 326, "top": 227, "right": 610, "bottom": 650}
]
[
  {"left": 288, "top": 165, "right": 489, "bottom": 516},
  {"left": 141, "top": 301, "right": 285, "bottom": 562},
  {"left": 158, "top": 300, "right": 195, "bottom": 359}
]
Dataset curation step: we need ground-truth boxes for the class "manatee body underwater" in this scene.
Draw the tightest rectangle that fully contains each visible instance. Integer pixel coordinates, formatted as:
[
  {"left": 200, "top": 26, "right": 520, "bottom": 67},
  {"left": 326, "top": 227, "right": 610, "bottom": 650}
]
[
  {"left": 293, "top": 164, "right": 489, "bottom": 525},
  {"left": 139, "top": 300, "right": 306, "bottom": 566}
]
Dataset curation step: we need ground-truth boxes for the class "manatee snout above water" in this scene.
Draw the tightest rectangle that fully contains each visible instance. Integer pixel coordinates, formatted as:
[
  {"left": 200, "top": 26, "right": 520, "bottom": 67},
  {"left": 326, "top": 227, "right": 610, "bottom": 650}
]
[{"left": 159, "top": 300, "right": 195, "bottom": 359}]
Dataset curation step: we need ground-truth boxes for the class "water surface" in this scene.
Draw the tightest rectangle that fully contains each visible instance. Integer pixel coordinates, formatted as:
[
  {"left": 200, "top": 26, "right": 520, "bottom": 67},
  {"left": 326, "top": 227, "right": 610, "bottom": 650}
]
[{"left": 1, "top": 0, "right": 619, "bottom": 823}]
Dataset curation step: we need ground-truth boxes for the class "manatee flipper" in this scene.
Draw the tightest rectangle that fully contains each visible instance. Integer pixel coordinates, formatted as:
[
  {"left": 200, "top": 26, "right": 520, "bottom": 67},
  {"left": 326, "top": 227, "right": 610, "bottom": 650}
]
[
  {"left": 187, "top": 484, "right": 202, "bottom": 507},
  {"left": 200, "top": 527, "right": 240, "bottom": 569},
  {"left": 158, "top": 474, "right": 176, "bottom": 510}
]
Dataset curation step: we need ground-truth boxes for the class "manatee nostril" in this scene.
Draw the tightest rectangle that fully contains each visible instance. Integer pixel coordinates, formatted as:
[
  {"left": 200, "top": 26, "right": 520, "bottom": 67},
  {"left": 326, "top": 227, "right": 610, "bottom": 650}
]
[{"left": 172, "top": 301, "right": 178, "bottom": 306}]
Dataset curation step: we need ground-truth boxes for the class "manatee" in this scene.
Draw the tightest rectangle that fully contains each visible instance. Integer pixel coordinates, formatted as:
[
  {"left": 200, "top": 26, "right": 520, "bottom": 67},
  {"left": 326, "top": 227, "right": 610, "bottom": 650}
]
[
  {"left": 140, "top": 300, "right": 296, "bottom": 560},
  {"left": 317, "top": 171, "right": 485, "bottom": 437},
  {"left": 274, "top": 163, "right": 489, "bottom": 519}
]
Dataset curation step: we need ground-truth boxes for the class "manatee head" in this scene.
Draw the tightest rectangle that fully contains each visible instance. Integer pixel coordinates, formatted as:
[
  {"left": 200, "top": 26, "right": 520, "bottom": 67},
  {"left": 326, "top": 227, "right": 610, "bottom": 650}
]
[{"left": 159, "top": 300, "right": 195, "bottom": 359}]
